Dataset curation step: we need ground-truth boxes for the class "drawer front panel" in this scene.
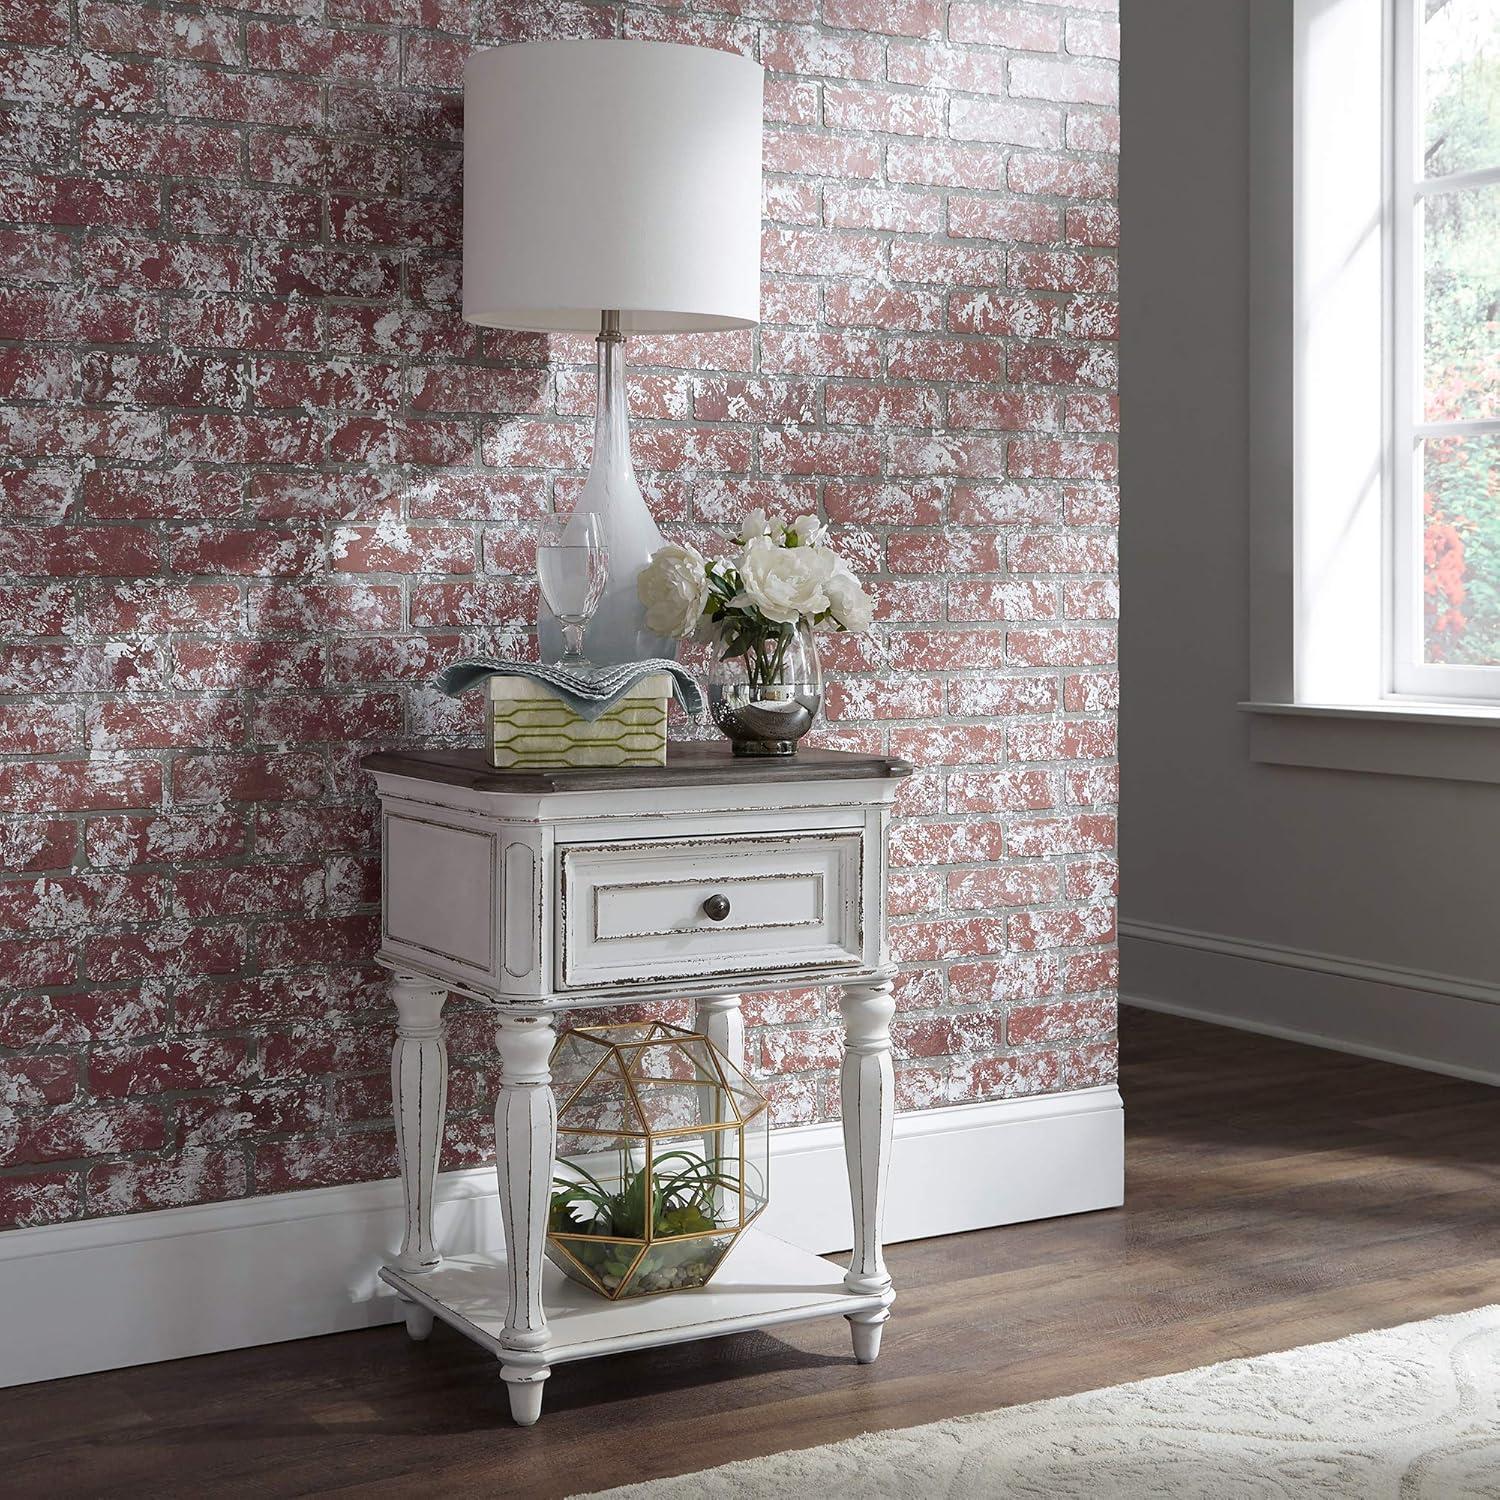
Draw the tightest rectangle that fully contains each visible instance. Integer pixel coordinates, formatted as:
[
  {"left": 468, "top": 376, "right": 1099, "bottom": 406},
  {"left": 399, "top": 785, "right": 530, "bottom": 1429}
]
[{"left": 559, "top": 832, "right": 862, "bottom": 989}]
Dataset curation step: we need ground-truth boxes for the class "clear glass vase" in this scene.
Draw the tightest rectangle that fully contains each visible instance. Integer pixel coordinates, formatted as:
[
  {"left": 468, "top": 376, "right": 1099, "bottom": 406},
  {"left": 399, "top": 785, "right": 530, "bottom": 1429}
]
[{"left": 707, "top": 620, "right": 822, "bottom": 757}]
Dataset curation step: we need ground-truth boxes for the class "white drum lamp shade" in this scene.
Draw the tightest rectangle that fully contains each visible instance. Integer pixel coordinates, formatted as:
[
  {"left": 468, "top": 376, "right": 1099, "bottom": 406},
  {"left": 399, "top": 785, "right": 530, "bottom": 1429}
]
[{"left": 463, "top": 40, "right": 764, "bottom": 334}]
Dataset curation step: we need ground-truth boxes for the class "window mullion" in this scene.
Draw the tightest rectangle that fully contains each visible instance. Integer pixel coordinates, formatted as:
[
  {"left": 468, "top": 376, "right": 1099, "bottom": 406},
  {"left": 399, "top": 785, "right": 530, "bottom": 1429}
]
[
  {"left": 1388, "top": 0, "right": 1420, "bottom": 697},
  {"left": 1414, "top": 163, "right": 1500, "bottom": 196},
  {"left": 1412, "top": 418, "right": 1500, "bottom": 440}
]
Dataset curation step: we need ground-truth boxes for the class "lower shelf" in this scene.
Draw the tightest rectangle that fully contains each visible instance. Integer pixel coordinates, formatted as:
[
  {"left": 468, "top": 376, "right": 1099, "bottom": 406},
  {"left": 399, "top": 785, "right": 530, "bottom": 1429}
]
[{"left": 381, "top": 1229, "right": 888, "bottom": 1365}]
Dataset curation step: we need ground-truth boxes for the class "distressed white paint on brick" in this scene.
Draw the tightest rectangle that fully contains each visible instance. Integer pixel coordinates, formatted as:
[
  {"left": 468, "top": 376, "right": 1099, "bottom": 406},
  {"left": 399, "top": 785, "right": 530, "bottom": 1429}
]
[{"left": 0, "top": 0, "right": 1118, "bottom": 1234}]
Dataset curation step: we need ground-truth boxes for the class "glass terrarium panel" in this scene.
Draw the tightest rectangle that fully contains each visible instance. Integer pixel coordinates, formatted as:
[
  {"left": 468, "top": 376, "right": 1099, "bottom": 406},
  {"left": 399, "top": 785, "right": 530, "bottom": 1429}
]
[
  {"left": 654, "top": 1134, "right": 746, "bottom": 1233},
  {"left": 625, "top": 1044, "right": 723, "bottom": 1133},
  {"left": 547, "top": 1234, "right": 644, "bottom": 1298},
  {"left": 551, "top": 1162, "right": 620, "bottom": 1242},
  {"left": 652, "top": 1036, "right": 725, "bottom": 1088},
  {"left": 617, "top": 1031, "right": 706, "bottom": 1076},
  {"left": 618, "top": 1231, "right": 738, "bottom": 1298},
  {"left": 555, "top": 1131, "right": 644, "bottom": 1176},
  {"left": 555, "top": 1134, "right": 648, "bottom": 1181},
  {"left": 741, "top": 1104, "right": 771, "bottom": 1223},
  {"left": 713, "top": 1047, "right": 770, "bottom": 1130},
  {"left": 593, "top": 1021, "right": 675, "bottom": 1046},
  {"left": 558, "top": 1053, "right": 645, "bottom": 1134},
  {"left": 554, "top": 1141, "right": 665, "bottom": 1234},
  {"left": 550, "top": 1028, "right": 614, "bottom": 1109}
]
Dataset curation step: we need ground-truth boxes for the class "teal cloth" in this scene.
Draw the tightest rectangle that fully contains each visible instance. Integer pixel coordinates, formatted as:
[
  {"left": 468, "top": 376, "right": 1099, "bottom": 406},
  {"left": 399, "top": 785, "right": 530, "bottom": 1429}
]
[{"left": 436, "top": 657, "right": 704, "bottom": 723}]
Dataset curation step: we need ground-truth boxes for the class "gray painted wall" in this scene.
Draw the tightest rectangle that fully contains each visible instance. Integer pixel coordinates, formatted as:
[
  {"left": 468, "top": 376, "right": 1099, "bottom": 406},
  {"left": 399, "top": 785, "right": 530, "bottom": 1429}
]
[{"left": 1118, "top": 0, "right": 1500, "bottom": 1078}]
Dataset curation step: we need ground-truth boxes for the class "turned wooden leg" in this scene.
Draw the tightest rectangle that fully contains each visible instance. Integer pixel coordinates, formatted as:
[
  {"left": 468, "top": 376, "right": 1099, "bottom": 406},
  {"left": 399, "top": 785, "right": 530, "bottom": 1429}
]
[
  {"left": 391, "top": 974, "right": 449, "bottom": 1276},
  {"left": 694, "top": 993, "right": 744, "bottom": 1131},
  {"left": 694, "top": 994, "right": 744, "bottom": 1218},
  {"left": 495, "top": 1011, "right": 556, "bottom": 1425},
  {"left": 839, "top": 974, "right": 895, "bottom": 1358},
  {"left": 694, "top": 992, "right": 745, "bottom": 1074}
]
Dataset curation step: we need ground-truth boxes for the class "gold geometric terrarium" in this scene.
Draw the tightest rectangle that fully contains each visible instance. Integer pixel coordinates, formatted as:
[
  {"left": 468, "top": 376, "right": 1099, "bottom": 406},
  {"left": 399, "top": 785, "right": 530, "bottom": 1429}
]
[{"left": 546, "top": 1021, "right": 770, "bottom": 1300}]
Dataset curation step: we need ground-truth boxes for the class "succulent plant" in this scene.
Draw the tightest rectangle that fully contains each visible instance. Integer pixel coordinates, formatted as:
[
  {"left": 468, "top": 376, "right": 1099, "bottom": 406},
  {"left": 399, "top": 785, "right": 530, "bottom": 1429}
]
[{"left": 548, "top": 1148, "right": 747, "bottom": 1295}]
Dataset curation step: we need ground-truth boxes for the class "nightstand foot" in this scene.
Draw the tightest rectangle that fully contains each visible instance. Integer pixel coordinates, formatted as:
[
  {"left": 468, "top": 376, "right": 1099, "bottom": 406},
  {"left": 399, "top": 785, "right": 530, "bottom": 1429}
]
[
  {"left": 401, "top": 1299, "right": 434, "bottom": 1341},
  {"left": 847, "top": 1307, "right": 888, "bottom": 1364},
  {"left": 501, "top": 1363, "right": 550, "bottom": 1426}
]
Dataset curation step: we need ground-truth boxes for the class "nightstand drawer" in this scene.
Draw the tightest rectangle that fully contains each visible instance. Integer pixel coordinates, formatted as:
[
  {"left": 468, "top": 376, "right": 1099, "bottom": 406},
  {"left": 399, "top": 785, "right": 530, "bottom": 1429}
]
[{"left": 557, "top": 831, "right": 863, "bottom": 989}]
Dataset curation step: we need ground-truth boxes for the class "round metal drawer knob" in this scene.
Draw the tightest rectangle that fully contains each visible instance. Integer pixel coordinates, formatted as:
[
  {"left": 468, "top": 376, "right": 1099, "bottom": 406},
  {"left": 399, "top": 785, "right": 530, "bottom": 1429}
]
[{"left": 702, "top": 893, "right": 731, "bottom": 922}]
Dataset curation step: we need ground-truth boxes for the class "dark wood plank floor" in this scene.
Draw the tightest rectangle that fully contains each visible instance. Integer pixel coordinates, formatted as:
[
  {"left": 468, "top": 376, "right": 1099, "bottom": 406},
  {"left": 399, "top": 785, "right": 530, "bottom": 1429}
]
[{"left": 4, "top": 1008, "right": 1497, "bottom": 1498}]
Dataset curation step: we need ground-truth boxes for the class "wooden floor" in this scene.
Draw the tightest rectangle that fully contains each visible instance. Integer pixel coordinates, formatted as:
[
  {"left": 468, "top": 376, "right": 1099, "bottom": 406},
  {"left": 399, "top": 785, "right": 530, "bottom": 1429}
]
[{"left": 4, "top": 1008, "right": 1498, "bottom": 1498}]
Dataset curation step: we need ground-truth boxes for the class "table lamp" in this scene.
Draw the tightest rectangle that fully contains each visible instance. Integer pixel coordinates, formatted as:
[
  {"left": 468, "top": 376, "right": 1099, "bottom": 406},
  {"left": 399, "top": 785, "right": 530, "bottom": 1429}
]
[{"left": 464, "top": 39, "right": 765, "bottom": 666}]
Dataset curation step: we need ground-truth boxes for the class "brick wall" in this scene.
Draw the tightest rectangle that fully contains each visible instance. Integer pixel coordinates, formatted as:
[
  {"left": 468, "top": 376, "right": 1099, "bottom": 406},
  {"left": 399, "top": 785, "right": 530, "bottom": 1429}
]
[{"left": 0, "top": 0, "right": 1119, "bottom": 1227}]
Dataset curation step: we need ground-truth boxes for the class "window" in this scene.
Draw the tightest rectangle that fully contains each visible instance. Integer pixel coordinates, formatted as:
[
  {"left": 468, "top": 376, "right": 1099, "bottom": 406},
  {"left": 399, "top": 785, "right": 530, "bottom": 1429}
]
[
  {"left": 1390, "top": 0, "right": 1500, "bottom": 701},
  {"left": 1246, "top": 0, "right": 1500, "bottom": 778}
]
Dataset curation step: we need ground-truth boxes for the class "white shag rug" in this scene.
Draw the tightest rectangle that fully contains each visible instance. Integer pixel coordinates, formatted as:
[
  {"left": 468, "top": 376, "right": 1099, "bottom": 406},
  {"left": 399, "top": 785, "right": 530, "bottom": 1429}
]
[{"left": 575, "top": 1304, "right": 1500, "bottom": 1498}]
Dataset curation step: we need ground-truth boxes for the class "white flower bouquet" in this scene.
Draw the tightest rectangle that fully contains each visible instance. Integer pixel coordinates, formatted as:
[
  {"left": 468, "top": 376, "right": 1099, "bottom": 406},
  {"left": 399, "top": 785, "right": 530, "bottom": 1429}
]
[{"left": 637, "top": 510, "right": 874, "bottom": 696}]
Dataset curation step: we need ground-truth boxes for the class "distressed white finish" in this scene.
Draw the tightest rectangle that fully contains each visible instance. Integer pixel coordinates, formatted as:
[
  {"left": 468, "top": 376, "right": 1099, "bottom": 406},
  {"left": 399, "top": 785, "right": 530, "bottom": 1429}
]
[
  {"left": 847, "top": 1306, "right": 887, "bottom": 1364},
  {"left": 368, "top": 754, "right": 912, "bottom": 1424},
  {"left": 693, "top": 994, "right": 744, "bottom": 1218},
  {"left": 559, "top": 832, "right": 862, "bottom": 990},
  {"left": 382, "top": 1231, "right": 888, "bottom": 1364},
  {"left": 838, "top": 975, "right": 896, "bottom": 1360},
  {"left": 492, "top": 1011, "right": 557, "bottom": 1425},
  {"left": 694, "top": 992, "right": 744, "bottom": 1060},
  {"left": 386, "top": 819, "right": 497, "bottom": 979},
  {"left": 0, "top": 1085, "right": 1123, "bottom": 1389},
  {"left": 369, "top": 771, "right": 894, "bottom": 1004},
  {"left": 390, "top": 976, "right": 449, "bottom": 1274},
  {"left": 694, "top": 993, "right": 746, "bottom": 1083},
  {"left": 400, "top": 1298, "right": 435, "bottom": 1340}
]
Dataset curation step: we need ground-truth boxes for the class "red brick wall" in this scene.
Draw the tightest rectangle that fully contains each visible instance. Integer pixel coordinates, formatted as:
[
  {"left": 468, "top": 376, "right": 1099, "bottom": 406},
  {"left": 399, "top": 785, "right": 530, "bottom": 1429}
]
[{"left": 0, "top": 1, "right": 1118, "bottom": 1226}]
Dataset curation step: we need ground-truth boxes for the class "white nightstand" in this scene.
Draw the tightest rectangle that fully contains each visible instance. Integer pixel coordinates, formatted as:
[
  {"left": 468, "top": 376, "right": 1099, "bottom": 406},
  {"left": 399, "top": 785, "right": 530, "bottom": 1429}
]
[{"left": 363, "top": 743, "right": 911, "bottom": 1425}]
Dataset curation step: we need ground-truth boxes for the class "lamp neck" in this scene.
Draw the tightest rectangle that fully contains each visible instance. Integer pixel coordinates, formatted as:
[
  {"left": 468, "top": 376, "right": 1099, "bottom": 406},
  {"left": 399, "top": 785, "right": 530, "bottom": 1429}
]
[{"left": 593, "top": 309, "right": 631, "bottom": 472}]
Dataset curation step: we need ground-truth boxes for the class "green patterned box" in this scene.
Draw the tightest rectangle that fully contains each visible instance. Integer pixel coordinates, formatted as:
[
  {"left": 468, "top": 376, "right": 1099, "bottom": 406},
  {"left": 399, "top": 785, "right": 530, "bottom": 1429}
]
[{"left": 486, "top": 674, "right": 670, "bottom": 769}]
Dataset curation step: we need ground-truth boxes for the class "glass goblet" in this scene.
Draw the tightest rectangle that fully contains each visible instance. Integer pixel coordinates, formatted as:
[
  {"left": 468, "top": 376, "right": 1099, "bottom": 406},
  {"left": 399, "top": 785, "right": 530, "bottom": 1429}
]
[{"left": 536, "top": 511, "right": 610, "bottom": 670}]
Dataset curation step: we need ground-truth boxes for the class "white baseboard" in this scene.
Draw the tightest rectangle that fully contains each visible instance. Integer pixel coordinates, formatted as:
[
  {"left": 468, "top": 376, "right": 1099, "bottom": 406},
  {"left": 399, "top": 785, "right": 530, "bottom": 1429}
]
[
  {"left": 1121, "top": 918, "right": 1500, "bottom": 1086},
  {"left": 0, "top": 1085, "right": 1123, "bottom": 1389}
]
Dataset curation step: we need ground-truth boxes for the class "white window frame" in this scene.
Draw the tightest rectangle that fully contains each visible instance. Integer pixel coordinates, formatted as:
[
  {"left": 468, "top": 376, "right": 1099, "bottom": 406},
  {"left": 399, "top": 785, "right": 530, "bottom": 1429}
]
[
  {"left": 1243, "top": 0, "right": 1500, "bottom": 785},
  {"left": 1388, "top": 0, "right": 1500, "bottom": 702}
]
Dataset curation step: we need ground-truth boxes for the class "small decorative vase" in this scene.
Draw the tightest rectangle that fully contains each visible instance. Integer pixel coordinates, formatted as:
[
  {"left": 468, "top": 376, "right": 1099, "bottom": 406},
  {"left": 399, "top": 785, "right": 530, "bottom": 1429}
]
[{"left": 707, "top": 620, "right": 822, "bottom": 757}]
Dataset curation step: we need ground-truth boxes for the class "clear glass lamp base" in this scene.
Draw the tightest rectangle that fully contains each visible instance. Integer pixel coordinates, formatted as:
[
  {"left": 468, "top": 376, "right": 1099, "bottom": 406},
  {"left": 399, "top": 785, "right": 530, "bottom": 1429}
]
[{"left": 537, "top": 315, "right": 676, "bottom": 669}]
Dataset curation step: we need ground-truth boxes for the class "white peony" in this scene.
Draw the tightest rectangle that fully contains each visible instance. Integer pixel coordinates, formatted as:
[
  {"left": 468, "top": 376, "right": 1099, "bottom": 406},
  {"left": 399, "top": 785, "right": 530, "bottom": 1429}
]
[
  {"left": 787, "top": 513, "right": 826, "bottom": 547},
  {"left": 733, "top": 537, "right": 835, "bottom": 626},
  {"left": 736, "top": 508, "right": 783, "bottom": 545},
  {"left": 823, "top": 560, "right": 874, "bottom": 633},
  {"left": 637, "top": 542, "right": 709, "bottom": 639}
]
